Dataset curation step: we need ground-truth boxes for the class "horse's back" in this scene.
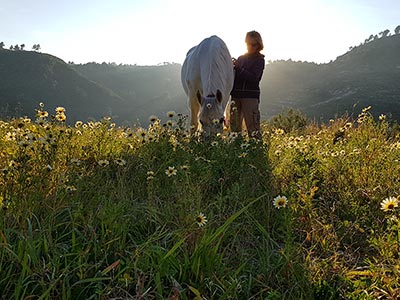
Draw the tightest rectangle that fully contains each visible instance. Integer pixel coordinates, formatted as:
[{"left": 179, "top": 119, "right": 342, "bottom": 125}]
[{"left": 181, "top": 36, "right": 234, "bottom": 99}]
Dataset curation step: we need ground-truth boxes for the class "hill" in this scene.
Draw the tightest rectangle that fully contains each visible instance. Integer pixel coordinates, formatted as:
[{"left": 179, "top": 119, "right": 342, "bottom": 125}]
[
  {"left": 262, "top": 34, "right": 400, "bottom": 121},
  {"left": 71, "top": 62, "right": 185, "bottom": 124},
  {"left": 1, "top": 31, "right": 400, "bottom": 123},
  {"left": 0, "top": 49, "right": 128, "bottom": 122}
]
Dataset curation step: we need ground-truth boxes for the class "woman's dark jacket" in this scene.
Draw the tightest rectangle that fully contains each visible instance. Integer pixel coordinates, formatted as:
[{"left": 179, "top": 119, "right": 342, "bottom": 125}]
[{"left": 231, "top": 52, "right": 265, "bottom": 99}]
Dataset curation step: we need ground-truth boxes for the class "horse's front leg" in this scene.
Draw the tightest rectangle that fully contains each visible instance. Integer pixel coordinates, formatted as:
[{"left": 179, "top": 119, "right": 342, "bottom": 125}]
[{"left": 189, "top": 97, "right": 200, "bottom": 134}]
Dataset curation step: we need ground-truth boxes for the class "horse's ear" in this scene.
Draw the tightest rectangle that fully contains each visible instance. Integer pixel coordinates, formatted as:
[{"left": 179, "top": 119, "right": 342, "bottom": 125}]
[
  {"left": 196, "top": 90, "right": 202, "bottom": 104},
  {"left": 216, "top": 90, "right": 222, "bottom": 103}
]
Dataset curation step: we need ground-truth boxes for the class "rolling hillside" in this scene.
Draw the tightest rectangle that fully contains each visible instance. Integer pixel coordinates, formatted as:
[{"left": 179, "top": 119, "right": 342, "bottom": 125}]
[
  {"left": 1, "top": 32, "right": 399, "bottom": 124},
  {"left": 0, "top": 49, "right": 128, "bottom": 122},
  {"left": 262, "top": 34, "right": 400, "bottom": 121}
]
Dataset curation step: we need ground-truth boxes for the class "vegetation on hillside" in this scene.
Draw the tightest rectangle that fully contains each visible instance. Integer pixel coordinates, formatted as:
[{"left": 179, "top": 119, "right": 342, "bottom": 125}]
[
  {"left": 2, "top": 27, "right": 400, "bottom": 125},
  {"left": 1, "top": 104, "right": 400, "bottom": 299}
]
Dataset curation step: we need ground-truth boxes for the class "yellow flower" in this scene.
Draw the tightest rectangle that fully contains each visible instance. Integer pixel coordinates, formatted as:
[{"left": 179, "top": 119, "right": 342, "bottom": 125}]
[
  {"left": 66, "top": 185, "right": 77, "bottom": 193},
  {"left": 114, "top": 158, "right": 127, "bottom": 166},
  {"left": 149, "top": 115, "right": 159, "bottom": 123},
  {"left": 146, "top": 171, "right": 155, "bottom": 181},
  {"left": 196, "top": 212, "right": 208, "bottom": 227},
  {"left": 275, "top": 128, "right": 284, "bottom": 135},
  {"left": 55, "top": 113, "right": 66, "bottom": 122},
  {"left": 380, "top": 197, "right": 398, "bottom": 212},
  {"left": 181, "top": 165, "right": 189, "bottom": 171},
  {"left": 98, "top": 159, "right": 110, "bottom": 167},
  {"left": 344, "top": 122, "right": 352, "bottom": 129},
  {"left": 55, "top": 107, "right": 66, "bottom": 114},
  {"left": 165, "top": 166, "right": 177, "bottom": 177},
  {"left": 273, "top": 195, "right": 288, "bottom": 209},
  {"left": 167, "top": 111, "right": 176, "bottom": 118},
  {"left": 75, "top": 121, "right": 83, "bottom": 128},
  {"left": 37, "top": 110, "right": 49, "bottom": 118}
]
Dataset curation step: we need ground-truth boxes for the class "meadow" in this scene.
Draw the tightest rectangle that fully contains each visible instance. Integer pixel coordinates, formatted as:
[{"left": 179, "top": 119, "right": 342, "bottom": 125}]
[{"left": 1, "top": 104, "right": 400, "bottom": 299}]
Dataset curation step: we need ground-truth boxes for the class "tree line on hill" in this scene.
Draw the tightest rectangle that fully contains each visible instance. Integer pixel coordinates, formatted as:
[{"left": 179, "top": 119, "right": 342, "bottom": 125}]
[{"left": 0, "top": 42, "right": 41, "bottom": 51}]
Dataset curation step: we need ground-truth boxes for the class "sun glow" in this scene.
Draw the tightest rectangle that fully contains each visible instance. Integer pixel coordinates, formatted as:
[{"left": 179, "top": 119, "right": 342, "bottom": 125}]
[{"left": 38, "top": 0, "right": 379, "bottom": 65}]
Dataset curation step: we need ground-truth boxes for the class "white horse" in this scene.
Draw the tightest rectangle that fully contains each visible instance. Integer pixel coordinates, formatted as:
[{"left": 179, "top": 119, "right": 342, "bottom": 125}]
[{"left": 181, "top": 35, "right": 234, "bottom": 137}]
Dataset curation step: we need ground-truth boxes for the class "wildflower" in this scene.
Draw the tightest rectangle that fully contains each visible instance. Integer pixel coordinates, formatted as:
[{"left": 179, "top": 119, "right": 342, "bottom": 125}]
[
  {"left": 149, "top": 115, "right": 159, "bottom": 123},
  {"left": 166, "top": 120, "right": 174, "bottom": 127},
  {"left": 181, "top": 165, "right": 189, "bottom": 172},
  {"left": 165, "top": 166, "right": 177, "bottom": 177},
  {"left": 275, "top": 128, "right": 284, "bottom": 135},
  {"left": 55, "top": 107, "right": 66, "bottom": 114},
  {"left": 39, "top": 102, "right": 45, "bottom": 108},
  {"left": 5, "top": 132, "right": 16, "bottom": 141},
  {"left": 196, "top": 212, "right": 208, "bottom": 227},
  {"left": 37, "top": 110, "right": 49, "bottom": 118},
  {"left": 379, "top": 114, "right": 386, "bottom": 121},
  {"left": 46, "top": 164, "right": 53, "bottom": 171},
  {"left": 167, "top": 111, "right": 176, "bottom": 118},
  {"left": 137, "top": 129, "right": 147, "bottom": 139},
  {"left": 299, "top": 146, "right": 308, "bottom": 154},
  {"left": 98, "top": 159, "right": 110, "bottom": 167},
  {"left": 380, "top": 197, "right": 398, "bottom": 212},
  {"left": 55, "top": 113, "right": 66, "bottom": 122},
  {"left": 114, "top": 158, "right": 127, "bottom": 166},
  {"left": 274, "top": 149, "right": 282, "bottom": 156},
  {"left": 66, "top": 185, "right": 77, "bottom": 193},
  {"left": 344, "top": 122, "right": 352, "bottom": 129},
  {"left": 211, "top": 141, "right": 218, "bottom": 147},
  {"left": 273, "top": 195, "right": 288, "bottom": 209},
  {"left": 75, "top": 121, "right": 83, "bottom": 128},
  {"left": 147, "top": 171, "right": 155, "bottom": 181}
]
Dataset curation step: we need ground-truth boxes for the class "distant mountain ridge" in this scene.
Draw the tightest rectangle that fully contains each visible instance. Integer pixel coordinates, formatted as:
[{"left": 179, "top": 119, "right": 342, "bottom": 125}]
[
  {"left": 0, "top": 49, "right": 128, "bottom": 122},
  {"left": 262, "top": 34, "right": 400, "bottom": 121},
  {"left": 1, "top": 32, "right": 399, "bottom": 123}
]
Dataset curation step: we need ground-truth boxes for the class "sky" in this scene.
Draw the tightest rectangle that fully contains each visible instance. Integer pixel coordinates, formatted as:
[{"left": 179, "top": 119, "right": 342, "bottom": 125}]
[{"left": 1, "top": 0, "right": 399, "bottom": 66}]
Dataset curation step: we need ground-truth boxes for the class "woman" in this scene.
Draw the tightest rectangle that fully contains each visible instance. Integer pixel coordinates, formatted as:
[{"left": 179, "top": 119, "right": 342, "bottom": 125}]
[{"left": 230, "top": 30, "right": 265, "bottom": 139}]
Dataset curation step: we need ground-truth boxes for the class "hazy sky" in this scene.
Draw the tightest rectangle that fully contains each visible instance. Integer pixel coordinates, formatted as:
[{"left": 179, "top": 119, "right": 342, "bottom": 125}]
[{"left": 1, "top": 0, "right": 399, "bottom": 65}]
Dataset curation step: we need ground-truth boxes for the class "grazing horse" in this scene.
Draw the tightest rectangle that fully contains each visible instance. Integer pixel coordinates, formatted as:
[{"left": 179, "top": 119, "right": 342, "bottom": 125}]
[{"left": 181, "top": 35, "right": 234, "bottom": 137}]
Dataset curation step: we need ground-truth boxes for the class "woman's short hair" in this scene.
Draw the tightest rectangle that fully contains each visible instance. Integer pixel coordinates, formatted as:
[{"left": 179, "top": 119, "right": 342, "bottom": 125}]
[{"left": 245, "top": 30, "right": 264, "bottom": 51}]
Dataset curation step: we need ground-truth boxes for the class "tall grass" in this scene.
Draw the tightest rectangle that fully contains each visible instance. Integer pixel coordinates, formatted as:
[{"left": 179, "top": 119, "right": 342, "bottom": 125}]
[{"left": 0, "top": 104, "right": 399, "bottom": 299}]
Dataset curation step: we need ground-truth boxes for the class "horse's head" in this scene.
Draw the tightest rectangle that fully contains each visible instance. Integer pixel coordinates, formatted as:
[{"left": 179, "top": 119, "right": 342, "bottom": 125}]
[{"left": 197, "top": 90, "right": 225, "bottom": 137}]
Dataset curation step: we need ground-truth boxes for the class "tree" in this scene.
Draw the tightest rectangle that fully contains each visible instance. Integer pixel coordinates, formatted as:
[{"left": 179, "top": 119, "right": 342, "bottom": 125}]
[
  {"left": 0, "top": 42, "right": 4, "bottom": 49},
  {"left": 9, "top": 45, "right": 13, "bottom": 50},
  {"left": 20, "top": 44, "right": 25, "bottom": 50},
  {"left": 379, "top": 29, "right": 390, "bottom": 38},
  {"left": 395, "top": 25, "right": 400, "bottom": 35},
  {"left": 382, "top": 29, "right": 390, "bottom": 37},
  {"left": 32, "top": 44, "right": 41, "bottom": 51},
  {"left": 14, "top": 44, "right": 20, "bottom": 51}
]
